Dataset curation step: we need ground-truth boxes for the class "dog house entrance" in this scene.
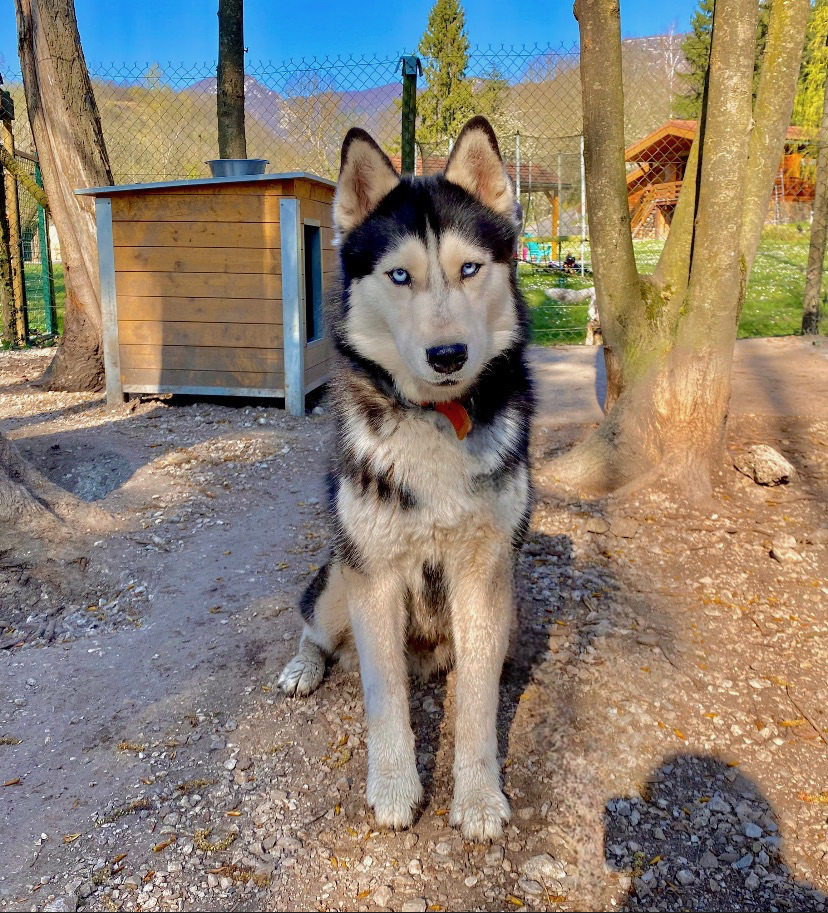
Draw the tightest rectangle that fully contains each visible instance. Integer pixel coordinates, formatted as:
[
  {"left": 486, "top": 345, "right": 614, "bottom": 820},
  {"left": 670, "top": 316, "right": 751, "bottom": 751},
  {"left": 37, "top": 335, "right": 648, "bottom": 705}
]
[{"left": 304, "top": 222, "right": 323, "bottom": 342}]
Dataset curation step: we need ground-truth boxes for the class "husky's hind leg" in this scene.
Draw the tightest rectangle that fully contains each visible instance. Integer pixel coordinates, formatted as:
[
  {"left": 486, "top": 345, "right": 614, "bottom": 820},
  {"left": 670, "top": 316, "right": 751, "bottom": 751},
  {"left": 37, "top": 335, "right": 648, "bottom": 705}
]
[{"left": 278, "top": 561, "right": 349, "bottom": 696}]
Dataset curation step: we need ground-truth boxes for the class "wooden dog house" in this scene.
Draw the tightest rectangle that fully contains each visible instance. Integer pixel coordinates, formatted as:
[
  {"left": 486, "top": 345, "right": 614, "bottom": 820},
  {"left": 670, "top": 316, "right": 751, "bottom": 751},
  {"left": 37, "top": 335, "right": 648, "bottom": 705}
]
[{"left": 77, "top": 172, "right": 337, "bottom": 415}]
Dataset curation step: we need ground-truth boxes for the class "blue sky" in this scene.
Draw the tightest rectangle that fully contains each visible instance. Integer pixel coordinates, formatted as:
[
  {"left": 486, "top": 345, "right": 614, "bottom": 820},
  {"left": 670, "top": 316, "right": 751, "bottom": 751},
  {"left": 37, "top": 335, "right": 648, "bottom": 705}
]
[{"left": 0, "top": 0, "right": 698, "bottom": 70}]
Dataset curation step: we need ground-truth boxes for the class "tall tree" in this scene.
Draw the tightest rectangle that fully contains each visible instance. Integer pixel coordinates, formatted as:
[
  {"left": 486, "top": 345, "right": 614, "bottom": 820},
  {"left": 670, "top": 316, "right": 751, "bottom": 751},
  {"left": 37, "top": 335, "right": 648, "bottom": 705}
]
[
  {"left": 676, "top": 0, "right": 773, "bottom": 118},
  {"left": 802, "top": 64, "right": 828, "bottom": 334},
  {"left": 217, "top": 0, "right": 246, "bottom": 159},
  {"left": 417, "top": 0, "right": 473, "bottom": 150},
  {"left": 558, "top": 0, "right": 810, "bottom": 498},
  {"left": 15, "top": 0, "right": 114, "bottom": 391},
  {"left": 793, "top": 0, "right": 828, "bottom": 128}
]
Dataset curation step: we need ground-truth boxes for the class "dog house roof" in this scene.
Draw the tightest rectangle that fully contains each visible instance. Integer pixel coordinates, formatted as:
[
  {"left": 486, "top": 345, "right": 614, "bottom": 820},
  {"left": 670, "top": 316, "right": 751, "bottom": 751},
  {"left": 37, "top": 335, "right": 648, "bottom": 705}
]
[{"left": 76, "top": 171, "right": 336, "bottom": 197}]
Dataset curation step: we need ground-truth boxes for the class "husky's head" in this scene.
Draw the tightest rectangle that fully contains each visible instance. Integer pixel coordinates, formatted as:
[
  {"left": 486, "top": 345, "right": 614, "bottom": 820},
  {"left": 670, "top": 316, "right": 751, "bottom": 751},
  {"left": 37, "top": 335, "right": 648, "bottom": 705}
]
[{"left": 333, "top": 116, "right": 523, "bottom": 405}]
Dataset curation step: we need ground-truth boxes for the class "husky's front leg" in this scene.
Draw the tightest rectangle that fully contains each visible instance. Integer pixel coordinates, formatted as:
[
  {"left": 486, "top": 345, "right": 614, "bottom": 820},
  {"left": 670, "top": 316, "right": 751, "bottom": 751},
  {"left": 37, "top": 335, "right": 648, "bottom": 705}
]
[
  {"left": 345, "top": 567, "right": 423, "bottom": 829},
  {"left": 449, "top": 541, "right": 513, "bottom": 841}
]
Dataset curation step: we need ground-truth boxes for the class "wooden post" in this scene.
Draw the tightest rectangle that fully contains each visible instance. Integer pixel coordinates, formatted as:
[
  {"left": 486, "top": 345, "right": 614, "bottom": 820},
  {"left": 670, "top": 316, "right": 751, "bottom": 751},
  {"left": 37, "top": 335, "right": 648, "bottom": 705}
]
[
  {"left": 1, "top": 104, "right": 27, "bottom": 345},
  {"left": 94, "top": 197, "right": 123, "bottom": 405},
  {"left": 0, "top": 103, "right": 13, "bottom": 347},
  {"left": 400, "top": 56, "right": 421, "bottom": 176},
  {"left": 35, "top": 163, "right": 56, "bottom": 335},
  {"left": 552, "top": 192, "right": 560, "bottom": 260}
]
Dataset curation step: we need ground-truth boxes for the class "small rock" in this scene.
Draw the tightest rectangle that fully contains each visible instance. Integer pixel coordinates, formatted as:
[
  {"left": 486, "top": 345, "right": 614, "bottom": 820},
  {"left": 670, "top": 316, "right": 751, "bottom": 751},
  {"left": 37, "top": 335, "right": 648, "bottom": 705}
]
[
  {"left": 733, "top": 854, "right": 753, "bottom": 870},
  {"left": 770, "top": 545, "right": 802, "bottom": 563},
  {"left": 676, "top": 869, "right": 695, "bottom": 886},
  {"left": 373, "top": 885, "right": 392, "bottom": 906},
  {"left": 517, "top": 877, "right": 544, "bottom": 896},
  {"left": 707, "top": 794, "right": 731, "bottom": 814},
  {"left": 700, "top": 850, "right": 719, "bottom": 869},
  {"left": 586, "top": 517, "right": 610, "bottom": 534},
  {"left": 744, "top": 822, "right": 763, "bottom": 839},
  {"left": 42, "top": 897, "right": 78, "bottom": 913},
  {"left": 734, "top": 445, "right": 795, "bottom": 486},
  {"left": 610, "top": 517, "right": 639, "bottom": 539},
  {"left": 521, "top": 854, "right": 567, "bottom": 882},
  {"left": 772, "top": 533, "right": 797, "bottom": 549},
  {"left": 400, "top": 899, "right": 427, "bottom": 913},
  {"left": 485, "top": 845, "right": 505, "bottom": 866},
  {"left": 745, "top": 871, "right": 760, "bottom": 890}
]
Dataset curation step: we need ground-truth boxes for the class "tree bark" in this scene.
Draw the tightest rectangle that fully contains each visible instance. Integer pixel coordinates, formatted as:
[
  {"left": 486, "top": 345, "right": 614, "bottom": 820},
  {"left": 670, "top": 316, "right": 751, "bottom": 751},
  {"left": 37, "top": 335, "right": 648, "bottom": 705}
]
[
  {"left": 574, "top": 0, "right": 641, "bottom": 411},
  {"left": 557, "top": 0, "right": 809, "bottom": 499},
  {"left": 15, "top": 0, "right": 114, "bottom": 391},
  {"left": 217, "top": 0, "right": 247, "bottom": 159},
  {"left": 802, "top": 64, "right": 828, "bottom": 335}
]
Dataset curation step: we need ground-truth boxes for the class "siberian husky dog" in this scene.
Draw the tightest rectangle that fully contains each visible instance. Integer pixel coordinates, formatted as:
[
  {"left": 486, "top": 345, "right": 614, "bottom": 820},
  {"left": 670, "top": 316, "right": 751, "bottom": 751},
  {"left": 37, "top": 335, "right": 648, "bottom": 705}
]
[{"left": 278, "top": 116, "right": 534, "bottom": 841}]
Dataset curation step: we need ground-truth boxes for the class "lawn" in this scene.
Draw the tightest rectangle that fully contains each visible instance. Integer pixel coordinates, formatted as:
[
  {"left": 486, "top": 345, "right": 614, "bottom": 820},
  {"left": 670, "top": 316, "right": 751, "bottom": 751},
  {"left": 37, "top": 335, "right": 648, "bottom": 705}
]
[
  {"left": 520, "top": 225, "right": 823, "bottom": 345},
  {"left": 23, "top": 261, "right": 64, "bottom": 338}
]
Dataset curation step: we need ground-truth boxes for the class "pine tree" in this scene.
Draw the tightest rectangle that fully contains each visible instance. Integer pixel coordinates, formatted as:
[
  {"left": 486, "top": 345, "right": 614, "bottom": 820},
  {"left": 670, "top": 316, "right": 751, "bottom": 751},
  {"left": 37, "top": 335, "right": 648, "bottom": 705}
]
[
  {"left": 676, "top": 0, "right": 771, "bottom": 118},
  {"left": 417, "top": 0, "right": 473, "bottom": 151}
]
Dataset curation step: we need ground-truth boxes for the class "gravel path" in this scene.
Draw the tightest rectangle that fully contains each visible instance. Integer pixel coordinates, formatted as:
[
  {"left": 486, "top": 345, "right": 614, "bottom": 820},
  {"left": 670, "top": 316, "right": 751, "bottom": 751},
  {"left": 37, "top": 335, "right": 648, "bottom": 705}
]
[{"left": 0, "top": 340, "right": 827, "bottom": 913}]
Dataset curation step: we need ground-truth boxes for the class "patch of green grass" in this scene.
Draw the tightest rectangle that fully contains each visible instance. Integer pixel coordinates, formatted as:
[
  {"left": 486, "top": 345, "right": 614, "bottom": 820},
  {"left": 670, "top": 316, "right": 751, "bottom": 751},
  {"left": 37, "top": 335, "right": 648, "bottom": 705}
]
[
  {"left": 521, "top": 228, "right": 823, "bottom": 345},
  {"left": 23, "top": 262, "right": 64, "bottom": 339}
]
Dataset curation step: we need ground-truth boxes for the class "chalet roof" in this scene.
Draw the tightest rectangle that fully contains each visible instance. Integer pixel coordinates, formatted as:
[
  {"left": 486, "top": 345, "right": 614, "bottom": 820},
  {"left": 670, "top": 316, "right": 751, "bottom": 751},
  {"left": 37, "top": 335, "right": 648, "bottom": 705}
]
[
  {"left": 388, "top": 155, "right": 568, "bottom": 191},
  {"left": 625, "top": 119, "right": 808, "bottom": 165}
]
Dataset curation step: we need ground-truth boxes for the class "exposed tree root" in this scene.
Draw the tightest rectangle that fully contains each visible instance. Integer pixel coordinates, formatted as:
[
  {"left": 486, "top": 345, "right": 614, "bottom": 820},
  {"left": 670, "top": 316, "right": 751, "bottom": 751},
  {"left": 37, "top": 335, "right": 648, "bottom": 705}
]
[{"left": 0, "top": 433, "right": 112, "bottom": 533}]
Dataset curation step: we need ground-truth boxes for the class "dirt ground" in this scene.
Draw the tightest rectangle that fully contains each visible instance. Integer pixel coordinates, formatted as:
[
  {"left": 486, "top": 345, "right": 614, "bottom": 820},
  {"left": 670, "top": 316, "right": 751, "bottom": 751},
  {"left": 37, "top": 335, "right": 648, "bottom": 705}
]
[{"left": 0, "top": 337, "right": 827, "bottom": 913}]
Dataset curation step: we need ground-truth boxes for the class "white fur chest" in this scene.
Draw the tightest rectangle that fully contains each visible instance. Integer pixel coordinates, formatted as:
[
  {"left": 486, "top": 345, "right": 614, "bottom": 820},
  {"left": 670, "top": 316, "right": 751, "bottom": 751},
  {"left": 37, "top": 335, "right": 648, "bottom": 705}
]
[{"left": 337, "top": 406, "right": 529, "bottom": 569}]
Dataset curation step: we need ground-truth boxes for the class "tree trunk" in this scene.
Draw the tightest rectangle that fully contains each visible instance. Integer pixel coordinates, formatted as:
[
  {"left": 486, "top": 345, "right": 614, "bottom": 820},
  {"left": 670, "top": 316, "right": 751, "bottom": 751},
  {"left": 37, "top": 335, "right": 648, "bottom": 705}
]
[
  {"left": 0, "top": 146, "right": 15, "bottom": 347},
  {"left": 217, "top": 0, "right": 247, "bottom": 159},
  {"left": 560, "top": 0, "right": 810, "bottom": 499},
  {"left": 802, "top": 66, "right": 828, "bottom": 335},
  {"left": 15, "top": 0, "right": 114, "bottom": 392}
]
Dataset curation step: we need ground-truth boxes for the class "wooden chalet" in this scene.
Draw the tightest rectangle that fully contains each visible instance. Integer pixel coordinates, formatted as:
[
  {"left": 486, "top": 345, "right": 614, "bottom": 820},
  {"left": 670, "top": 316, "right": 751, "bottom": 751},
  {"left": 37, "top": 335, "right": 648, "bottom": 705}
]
[{"left": 626, "top": 119, "right": 815, "bottom": 239}]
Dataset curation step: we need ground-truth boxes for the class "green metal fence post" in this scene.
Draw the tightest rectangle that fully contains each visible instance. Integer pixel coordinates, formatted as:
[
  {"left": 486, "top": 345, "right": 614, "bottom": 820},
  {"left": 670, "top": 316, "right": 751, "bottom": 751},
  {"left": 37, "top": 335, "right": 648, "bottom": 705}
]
[
  {"left": 400, "top": 56, "right": 421, "bottom": 176},
  {"left": 34, "top": 163, "right": 56, "bottom": 335}
]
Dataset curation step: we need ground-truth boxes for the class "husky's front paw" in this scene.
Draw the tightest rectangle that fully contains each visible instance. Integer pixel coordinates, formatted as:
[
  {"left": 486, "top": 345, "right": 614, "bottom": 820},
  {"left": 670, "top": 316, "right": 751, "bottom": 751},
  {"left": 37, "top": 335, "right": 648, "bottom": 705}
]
[
  {"left": 367, "top": 764, "right": 423, "bottom": 830},
  {"left": 450, "top": 784, "right": 511, "bottom": 841},
  {"left": 278, "top": 647, "right": 325, "bottom": 696}
]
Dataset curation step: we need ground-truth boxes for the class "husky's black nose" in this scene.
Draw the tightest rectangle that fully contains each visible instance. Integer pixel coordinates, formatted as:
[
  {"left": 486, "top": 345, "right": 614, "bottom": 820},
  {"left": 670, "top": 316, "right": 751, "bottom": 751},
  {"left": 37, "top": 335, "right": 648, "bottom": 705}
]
[{"left": 426, "top": 343, "right": 468, "bottom": 375}]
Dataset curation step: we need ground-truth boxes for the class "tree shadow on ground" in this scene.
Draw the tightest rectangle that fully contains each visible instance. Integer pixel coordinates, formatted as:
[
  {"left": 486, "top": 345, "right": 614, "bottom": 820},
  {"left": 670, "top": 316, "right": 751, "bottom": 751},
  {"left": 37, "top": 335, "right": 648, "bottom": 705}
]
[{"left": 605, "top": 753, "right": 826, "bottom": 912}]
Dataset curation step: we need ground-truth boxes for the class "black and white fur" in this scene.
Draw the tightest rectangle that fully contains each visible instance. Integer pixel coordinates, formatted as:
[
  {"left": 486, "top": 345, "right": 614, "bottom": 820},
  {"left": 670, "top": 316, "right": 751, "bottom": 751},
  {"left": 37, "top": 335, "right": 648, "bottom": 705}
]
[{"left": 278, "top": 117, "right": 534, "bottom": 841}]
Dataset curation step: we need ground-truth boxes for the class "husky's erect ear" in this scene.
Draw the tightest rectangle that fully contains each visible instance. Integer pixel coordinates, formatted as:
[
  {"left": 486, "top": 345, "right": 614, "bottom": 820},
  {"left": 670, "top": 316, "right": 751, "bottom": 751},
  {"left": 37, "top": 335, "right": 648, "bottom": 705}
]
[
  {"left": 334, "top": 128, "right": 400, "bottom": 233},
  {"left": 444, "top": 116, "right": 515, "bottom": 219}
]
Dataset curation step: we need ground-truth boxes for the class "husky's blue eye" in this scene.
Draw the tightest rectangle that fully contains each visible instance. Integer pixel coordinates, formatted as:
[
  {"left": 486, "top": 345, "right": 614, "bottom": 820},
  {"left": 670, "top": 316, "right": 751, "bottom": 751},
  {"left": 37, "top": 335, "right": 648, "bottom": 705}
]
[
  {"left": 388, "top": 268, "right": 411, "bottom": 286},
  {"left": 461, "top": 262, "right": 481, "bottom": 279}
]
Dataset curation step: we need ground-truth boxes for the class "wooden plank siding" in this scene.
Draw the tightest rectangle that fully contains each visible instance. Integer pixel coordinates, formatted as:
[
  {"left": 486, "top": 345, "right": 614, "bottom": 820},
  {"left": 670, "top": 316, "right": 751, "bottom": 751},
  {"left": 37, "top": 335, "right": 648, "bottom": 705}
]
[
  {"left": 115, "top": 271, "right": 282, "bottom": 300},
  {"left": 119, "top": 321, "right": 282, "bottom": 348},
  {"left": 111, "top": 193, "right": 285, "bottom": 223},
  {"left": 113, "top": 221, "right": 281, "bottom": 249},
  {"left": 117, "top": 297, "right": 282, "bottom": 324},
  {"left": 123, "top": 368, "right": 285, "bottom": 390},
  {"left": 120, "top": 344, "right": 283, "bottom": 373},
  {"left": 114, "top": 246, "right": 281, "bottom": 274}
]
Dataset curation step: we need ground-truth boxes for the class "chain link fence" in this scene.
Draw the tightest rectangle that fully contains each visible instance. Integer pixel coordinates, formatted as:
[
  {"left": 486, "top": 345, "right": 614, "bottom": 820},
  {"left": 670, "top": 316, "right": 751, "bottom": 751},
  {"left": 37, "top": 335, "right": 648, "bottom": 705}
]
[
  {"left": 1, "top": 34, "right": 818, "bottom": 344},
  {"left": 13, "top": 151, "right": 59, "bottom": 340}
]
